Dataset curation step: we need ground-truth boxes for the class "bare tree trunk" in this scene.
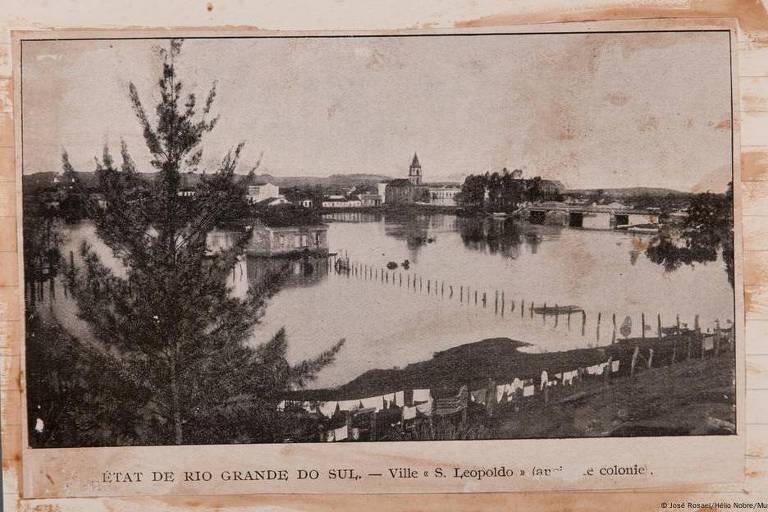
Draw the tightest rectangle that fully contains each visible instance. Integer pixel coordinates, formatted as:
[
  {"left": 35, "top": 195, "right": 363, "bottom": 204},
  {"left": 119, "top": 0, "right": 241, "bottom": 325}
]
[{"left": 171, "top": 344, "right": 183, "bottom": 445}]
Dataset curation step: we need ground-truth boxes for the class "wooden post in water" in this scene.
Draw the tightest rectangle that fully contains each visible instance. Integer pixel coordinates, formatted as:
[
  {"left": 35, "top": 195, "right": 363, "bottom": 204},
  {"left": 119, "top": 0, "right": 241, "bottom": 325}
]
[
  {"left": 370, "top": 411, "right": 377, "bottom": 442},
  {"left": 647, "top": 348, "right": 654, "bottom": 369},
  {"left": 715, "top": 319, "right": 721, "bottom": 355},
  {"left": 554, "top": 304, "right": 559, "bottom": 328},
  {"left": 449, "top": 285, "right": 453, "bottom": 298},
  {"left": 441, "top": 281, "right": 444, "bottom": 296},
  {"left": 530, "top": 301, "right": 534, "bottom": 319},
  {"left": 494, "top": 291, "right": 498, "bottom": 314},
  {"left": 676, "top": 314, "right": 681, "bottom": 335},
  {"left": 630, "top": 345, "right": 640, "bottom": 377},
  {"left": 399, "top": 273, "right": 402, "bottom": 286},
  {"left": 475, "top": 290, "right": 478, "bottom": 305},
  {"left": 657, "top": 313, "right": 662, "bottom": 339},
  {"left": 581, "top": 310, "right": 586, "bottom": 336},
  {"left": 419, "top": 276, "right": 423, "bottom": 291},
  {"left": 427, "top": 280, "right": 430, "bottom": 293},
  {"left": 611, "top": 313, "right": 616, "bottom": 344},
  {"left": 641, "top": 313, "right": 646, "bottom": 339},
  {"left": 521, "top": 300, "right": 525, "bottom": 318},
  {"left": 460, "top": 286, "right": 463, "bottom": 302},
  {"left": 568, "top": 309, "right": 572, "bottom": 330},
  {"left": 596, "top": 312, "right": 602, "bottom": 344},
  {"left": 407, "top": 274, "right": 410, "bottom": 288},
  {"left": 510, "top": 300, "right": 515, "bottom": 314},
  {"left": 542, "top": 302, "right": 547, "bottom": 324}
]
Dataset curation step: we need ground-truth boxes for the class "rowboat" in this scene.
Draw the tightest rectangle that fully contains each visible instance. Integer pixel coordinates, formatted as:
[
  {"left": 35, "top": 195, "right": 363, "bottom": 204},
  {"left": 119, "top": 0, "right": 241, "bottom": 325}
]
[{"left": 532, "top": 305, "right": 583, "bottom": 315}]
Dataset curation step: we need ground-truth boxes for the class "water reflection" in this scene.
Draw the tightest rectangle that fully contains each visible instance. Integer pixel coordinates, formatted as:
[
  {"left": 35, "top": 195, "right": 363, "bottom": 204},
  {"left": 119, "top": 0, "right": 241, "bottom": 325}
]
[
  {"left": 457, "top": 217, "right": 550, "bottom": 258},
  {"left": 245, "top": 256, "right": 328, "bottom": 290}
]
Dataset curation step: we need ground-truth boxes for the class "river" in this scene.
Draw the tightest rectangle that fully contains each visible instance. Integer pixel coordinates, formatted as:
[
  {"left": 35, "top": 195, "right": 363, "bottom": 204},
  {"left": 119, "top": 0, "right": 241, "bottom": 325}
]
[{"left": 42, "top": 213, "right": 734, "bottom": 389}]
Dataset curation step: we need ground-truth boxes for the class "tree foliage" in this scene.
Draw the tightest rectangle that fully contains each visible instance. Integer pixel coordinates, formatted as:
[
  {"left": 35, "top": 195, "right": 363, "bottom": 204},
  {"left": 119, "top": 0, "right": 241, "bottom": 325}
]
[
  {"left": 456, "top": 169, "right": 557, "bottom": 210},
  {"left": 42, "top": 39, "right": 344, "bottom": 446},
  {"left": 645, "top": 183, "right": 734, "bottom": 286}
]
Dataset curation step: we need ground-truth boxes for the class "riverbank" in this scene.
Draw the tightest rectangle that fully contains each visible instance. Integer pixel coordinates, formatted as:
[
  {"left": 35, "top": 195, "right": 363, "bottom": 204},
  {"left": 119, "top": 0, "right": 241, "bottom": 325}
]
[
  {"left": 494, "top": 351, "right": 735, "bottom": 438},
  {"left": 284, "top": 331, "right": 731, "bottom": 402},
  {"left": 279, "top": 332, "right": 734, "bottom": 441},
  {"left": 320, "top": 204, "right": 461, "bottom": 215}
]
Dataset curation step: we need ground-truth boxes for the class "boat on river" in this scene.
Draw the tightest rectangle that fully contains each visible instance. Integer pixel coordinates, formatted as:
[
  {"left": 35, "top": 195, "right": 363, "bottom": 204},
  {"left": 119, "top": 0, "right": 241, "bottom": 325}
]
[
  {"left": 532, "top": 305, "right": 583, "bottom": 315},
  {"left": 626, "top": 223, "right": 660, "bottom": 234}
]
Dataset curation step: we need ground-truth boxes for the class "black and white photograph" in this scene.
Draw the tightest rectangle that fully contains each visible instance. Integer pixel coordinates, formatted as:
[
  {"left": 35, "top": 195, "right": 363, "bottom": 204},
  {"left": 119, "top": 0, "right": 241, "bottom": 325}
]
[{"left": 19, "top": 30, "right": 737, "bottom": 449}]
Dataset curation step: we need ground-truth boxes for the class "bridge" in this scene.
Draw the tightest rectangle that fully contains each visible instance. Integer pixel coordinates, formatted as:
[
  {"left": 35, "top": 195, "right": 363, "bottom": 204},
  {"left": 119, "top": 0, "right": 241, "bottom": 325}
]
[{"left": 519, "top": 202, "right": 662, "bottom": 230}]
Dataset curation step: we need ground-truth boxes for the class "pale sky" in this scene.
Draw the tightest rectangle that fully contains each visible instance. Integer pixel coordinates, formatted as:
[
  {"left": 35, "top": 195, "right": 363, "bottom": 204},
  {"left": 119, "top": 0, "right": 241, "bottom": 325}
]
[{"left": 21, "top": 31, "right": 733, "bottom": 191}]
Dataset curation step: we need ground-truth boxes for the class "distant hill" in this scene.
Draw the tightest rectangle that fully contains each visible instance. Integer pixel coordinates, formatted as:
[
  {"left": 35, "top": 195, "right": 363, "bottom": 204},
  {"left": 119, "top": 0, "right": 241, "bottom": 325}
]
[
  {"left": 22, "top": 170, "right": 394, "bottom": 193},
  {"left": 22, "top": 171, "right": 101, "bottom": 192},
  {"left": 564, "top": 187, "right": 691, "bottom": 197},
  {"left": 254, "top": 173, "right": 392, "bottom": 187}
]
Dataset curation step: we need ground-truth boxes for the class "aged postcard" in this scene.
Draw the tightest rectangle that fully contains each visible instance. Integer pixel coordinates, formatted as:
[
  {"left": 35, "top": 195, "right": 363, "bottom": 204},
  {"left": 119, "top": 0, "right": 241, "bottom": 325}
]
[{"left": 11, "top": 23, "right": 746, "bottom": 498}]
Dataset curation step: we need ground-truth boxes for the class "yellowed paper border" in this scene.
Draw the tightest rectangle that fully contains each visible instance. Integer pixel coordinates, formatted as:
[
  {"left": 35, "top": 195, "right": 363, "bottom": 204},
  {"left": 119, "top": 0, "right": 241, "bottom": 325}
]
[{"left": 1, "top": 3, "right": 766, "bottom": 511}]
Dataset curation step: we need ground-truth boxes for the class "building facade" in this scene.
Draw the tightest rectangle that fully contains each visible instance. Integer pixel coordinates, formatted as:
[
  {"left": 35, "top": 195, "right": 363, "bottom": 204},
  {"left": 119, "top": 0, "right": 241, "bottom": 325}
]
[
  {"left": 246, "top": 182, "right": 281, "bottom": 204},
  {"left": 427, "top": 185, "right": 461, "bottom": 206},
  {"left": 360, "top": 193, "right": 383, "bottom": 207},
  {"left": 385, "top": 179, "right": 419, "bottom": 205},
  {"left": 377, "top": 182, "right": 388, "bottom": 204},
  {"left": 246, "top": 221, "right": 329, "bottom": 256}
]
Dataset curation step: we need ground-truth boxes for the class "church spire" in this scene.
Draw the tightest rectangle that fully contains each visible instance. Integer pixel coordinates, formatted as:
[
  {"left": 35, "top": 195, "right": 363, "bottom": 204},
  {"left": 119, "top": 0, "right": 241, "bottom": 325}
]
[{"left": 409, "top": 153, "right": 422, "bottom": 185}]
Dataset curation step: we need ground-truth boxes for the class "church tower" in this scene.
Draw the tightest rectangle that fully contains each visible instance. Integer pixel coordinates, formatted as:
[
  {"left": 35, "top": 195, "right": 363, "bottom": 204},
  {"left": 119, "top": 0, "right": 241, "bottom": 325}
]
[{"left": 408, "top": 153, "right": 422, "bottom": 185}]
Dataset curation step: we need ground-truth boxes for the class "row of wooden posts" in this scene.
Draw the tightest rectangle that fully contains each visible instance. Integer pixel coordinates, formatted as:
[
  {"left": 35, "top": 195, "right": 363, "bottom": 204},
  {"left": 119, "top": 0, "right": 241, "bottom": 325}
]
[{"left": 327, "top": 253, "right": 721, "bottom": 345}]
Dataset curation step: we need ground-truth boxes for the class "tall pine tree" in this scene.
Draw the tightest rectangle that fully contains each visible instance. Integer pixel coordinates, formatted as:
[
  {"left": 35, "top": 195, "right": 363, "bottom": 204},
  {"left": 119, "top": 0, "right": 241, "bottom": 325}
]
[{"left": 64, "top": 39, "right": 344, "bottom": 445}]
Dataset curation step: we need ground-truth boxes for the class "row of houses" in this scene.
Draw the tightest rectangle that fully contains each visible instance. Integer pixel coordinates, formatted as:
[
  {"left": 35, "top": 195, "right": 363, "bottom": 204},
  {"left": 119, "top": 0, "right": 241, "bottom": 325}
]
[{"left": 242, "top": 153, "right": 463, "bottom": 208}]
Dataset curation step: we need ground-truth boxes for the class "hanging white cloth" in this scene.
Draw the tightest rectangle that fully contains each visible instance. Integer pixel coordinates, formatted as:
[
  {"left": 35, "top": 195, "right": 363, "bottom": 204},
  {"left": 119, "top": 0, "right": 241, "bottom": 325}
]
[
  {"left": 360, "top": 395, "right": 385, "bottom": 411},
  {"left": 413, "top": 389, "right": 431, "bottom": 403},
  {"left": 415, "top": 400, "right": 433, "bottom": 416},
  {"left": 334, "top": 425, "right": 349, "bottom": 441},
  {"left": 338, "top": 399, "right": 361, "bottom": 411},
  {"left": 402, "top": 405, "right": 417, "bottom": 420},
  {"left": 319, "top": 401, "right": 338, "bottom": 418}
]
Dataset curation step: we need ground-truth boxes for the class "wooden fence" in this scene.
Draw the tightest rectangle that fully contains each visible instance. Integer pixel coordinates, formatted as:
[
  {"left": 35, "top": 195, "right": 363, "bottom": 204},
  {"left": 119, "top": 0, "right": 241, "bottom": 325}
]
[{"left": 326, "top": 253, "right": 731, "bottom": 347}]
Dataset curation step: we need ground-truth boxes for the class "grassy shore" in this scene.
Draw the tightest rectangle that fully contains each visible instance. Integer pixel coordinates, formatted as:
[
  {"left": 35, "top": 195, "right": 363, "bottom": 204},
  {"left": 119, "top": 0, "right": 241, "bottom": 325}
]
[
  {"left": 286, "top": 332, "right": 725, "bottom": 401},
  {"left": 494, "top": 352, "right": 735, "bottom": 438},
  {"left": 281, "top": 334, "right": 734, "bottom": 441}
]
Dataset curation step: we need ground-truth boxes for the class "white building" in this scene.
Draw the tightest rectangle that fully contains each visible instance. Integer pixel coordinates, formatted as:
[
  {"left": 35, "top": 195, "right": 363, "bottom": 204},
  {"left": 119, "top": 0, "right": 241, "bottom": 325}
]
[
  {"left": 322, "top": 197, "right": 362, "bottom": 208},
  {"left": 427, "top": 185, "right": 461, "bottom": 206},
  {"left": 377, "top": 182, "right": 388, "bottom": 204},
  {"left": 261, "top": 197, "right": 290, "bottom": 207},
  {"left": 247, "top": 182, "right": 281, "bottom": 204}
]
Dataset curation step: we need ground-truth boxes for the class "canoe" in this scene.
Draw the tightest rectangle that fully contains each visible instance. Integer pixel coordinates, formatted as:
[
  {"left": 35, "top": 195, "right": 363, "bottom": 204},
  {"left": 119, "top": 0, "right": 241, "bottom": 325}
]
[
  {"left": 533, "top": 305, "right": 583, "bottom": 315},
  {"left": 627, "top": 224, "right": 660, "bottom": 234}
]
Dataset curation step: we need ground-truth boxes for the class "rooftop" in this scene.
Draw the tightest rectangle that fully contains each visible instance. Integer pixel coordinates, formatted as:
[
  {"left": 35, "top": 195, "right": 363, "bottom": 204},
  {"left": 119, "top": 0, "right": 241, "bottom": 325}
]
[{"left": 257, "top": 205, "right": 325, "bottom": 227}]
